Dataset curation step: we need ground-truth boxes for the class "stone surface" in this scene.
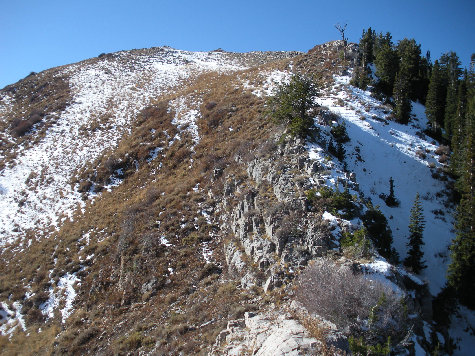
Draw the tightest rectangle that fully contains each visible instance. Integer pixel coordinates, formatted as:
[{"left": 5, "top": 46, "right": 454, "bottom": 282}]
[{"left": 210, "top": 310, "right": 322, "bottom": 356}]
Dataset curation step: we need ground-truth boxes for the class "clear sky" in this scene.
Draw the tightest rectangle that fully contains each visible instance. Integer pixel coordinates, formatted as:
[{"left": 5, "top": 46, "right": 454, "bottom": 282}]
[{"left": 1, "top": 0, "right": 474, "bottom": 89}]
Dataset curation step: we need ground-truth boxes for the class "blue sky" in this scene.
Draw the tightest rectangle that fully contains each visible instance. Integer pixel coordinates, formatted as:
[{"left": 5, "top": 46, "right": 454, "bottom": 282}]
[{"left": 1, "top": 0, "right": 474, "bottom": 89}]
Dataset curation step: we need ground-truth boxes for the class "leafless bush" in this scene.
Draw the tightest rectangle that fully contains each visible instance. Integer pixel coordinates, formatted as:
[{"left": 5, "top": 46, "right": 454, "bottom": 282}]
[
  {"left": 10, "top": 111, "right": 44, "bottom": 137},
  {"left": 295, "top": 259, "right": 408, "bottom": 343},
  {"left": 435, "top": 145, "right": 450, "bottom": 156},
  {"left": 208, "top": 107, "right": 228, "bottom": 128},
  {"left": 205, "top": 101, "right": 217, "bottom": 110},
  {"left": 415, "top": 150, "right": 426, "bottom": 159},
  {"left": 104, "top": 155, "right": 122, "bottom": 174},
  {"left": 11, "top": 120, "right": 34, "bottom": 137},
  {"left": 438, "top": 154, "right": 448, "bottom": 164}
]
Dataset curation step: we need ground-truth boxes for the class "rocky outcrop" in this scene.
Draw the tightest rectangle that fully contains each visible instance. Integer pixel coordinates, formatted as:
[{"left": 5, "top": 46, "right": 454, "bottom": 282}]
[
  {"left": 222, "top": 138, "right": 333, "bottom": 290},
  {"left": 210, "top": 310, "right": 321, "bottom": 356}
]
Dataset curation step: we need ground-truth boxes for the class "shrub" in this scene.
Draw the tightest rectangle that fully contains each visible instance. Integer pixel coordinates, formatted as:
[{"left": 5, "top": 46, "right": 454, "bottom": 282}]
[
  {"left": 205, "top": 101, "right": 217, "bottom": 110},
  {"left": 434, "top": 145, "right": 450, "bottom": 156},
  {"left": 313, "top": 186, "right": 357, "bottom": 219},
  {"left": 330, "top": 123, "right": 350, "bottom": 143},
  {"left": 10, "top": 112, "right": 44, "bottom": 137},
  {"left": 349, "top": 335, "right": 391, "bottom": 356},
  {"left": 362, "top": 207, "right": 397, "bottom": 262},
  {"left": 305, "top": 189, "right": 318, "bottom": 207},
  {"left": 119, "top": 331, "right": 154, "bottom": 351},
  {"left": 340, "top": 228, "right": 373, "bottom": 259},
  {"left": 415, "top": 149, "right": 426, "bottom": 159},
  {"left": 11, "top": 120, "right": 34, "bottom": 137},
  {"left": 438, "top": 154, "right": 448, "bottom": 164},
  {"left": 72, "top": 327, "right": 100, "bottom": 348},
  {"left": 295, "top": 259, "right": 408, "bottom": 345},
  {"left": 199, "top": 263, "right": 222, "bottom": 280}
]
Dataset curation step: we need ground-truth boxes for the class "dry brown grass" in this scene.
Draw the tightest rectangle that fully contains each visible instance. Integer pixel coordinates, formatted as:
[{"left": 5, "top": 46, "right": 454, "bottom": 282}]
[
  {"left": 0, "top": 44, "right": 350, "bottom": 353},
  {"left": 0, "top": 70, "right": 71, "bottom": 170}
]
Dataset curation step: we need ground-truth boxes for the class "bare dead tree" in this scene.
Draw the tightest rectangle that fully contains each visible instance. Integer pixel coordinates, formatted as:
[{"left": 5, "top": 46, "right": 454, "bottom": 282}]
[
  {"left": 335, "top": 23, "right": 347, "bottom": 44},
  {"left": 334, "top": 23, "right": 348, "bottom": 61}
]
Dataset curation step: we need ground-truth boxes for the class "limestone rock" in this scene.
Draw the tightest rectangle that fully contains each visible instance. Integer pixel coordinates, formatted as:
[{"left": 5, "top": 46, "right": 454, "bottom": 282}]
[{"left": 210, "top": 310, "right": 322, "bottom": 356}]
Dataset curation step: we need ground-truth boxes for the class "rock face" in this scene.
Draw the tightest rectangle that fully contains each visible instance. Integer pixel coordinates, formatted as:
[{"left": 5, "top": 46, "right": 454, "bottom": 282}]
[
  {"left": 222, "top": 138, "right": 334, "bottom": 289},
  {"left": 210, "top": 311, "right": 321, "bottom": 356}
]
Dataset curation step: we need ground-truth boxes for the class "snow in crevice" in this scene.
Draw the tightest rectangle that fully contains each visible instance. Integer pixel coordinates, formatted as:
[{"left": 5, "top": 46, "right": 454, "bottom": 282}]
[
  {"left": 242, "top": 69, "right": 291, "bottom": 97},
  {"left": 39, "top": 270, "right": 82, "bottom": 323},
  {"left": 169, "top": 96, "right": 202, "bottom": 147},
  {"left": 0, "top": 301, "right": 26, "bottom": 335}
]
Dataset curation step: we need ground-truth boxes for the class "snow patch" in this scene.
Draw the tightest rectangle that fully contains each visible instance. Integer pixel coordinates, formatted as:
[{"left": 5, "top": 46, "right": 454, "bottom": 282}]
[{"left": 39, "top": 271, "right": 81, "bottom": 323}]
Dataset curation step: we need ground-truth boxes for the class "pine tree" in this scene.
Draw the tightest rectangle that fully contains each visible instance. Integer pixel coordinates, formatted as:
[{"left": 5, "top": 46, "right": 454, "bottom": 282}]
[
  {"left": 404, "top": 193, "right": 426, "bottom": 274},
  {"left": 393, "top": 72, "right": 412, "bottom": 124},
  {"left": 447, "top": 76, "right": 475, "bottom": 308},
  {"left": 374, "top": 37, "right": 399, "bottom": 97},
  {"left": 362, "top": 205, "right": 395, "bottom": 261},
  {"left": 415, "top": 55, "right": 431, "bottom": 103},
  {"left": 441, "top": 52, "right": 462, "bottom": 140},
  {"left": 358, "top": 27, "right": 376, "bottom": 67},
  {"left": 397, "top": 38, "right": 422, "bottom": 101},
  {"left": 425, "top": 60, "right": 446, "bottom": 132},
  {"left": 350, "top": 65, "right": 371, "bottom": 90},
  {"left": 450, "top": 73, "right": 468, "bottom": 175},
  {"left": 385, "top": 177, "right": 399, "bottom": 207},
  {"left": 444, "top": 81, "right": 458, "bottom": 139},
  {"left": 440, "top": 52, "right": 462, "bottom": 88},
  {"left": 268, "top": 74, "right": 319, "bottom": 138}
]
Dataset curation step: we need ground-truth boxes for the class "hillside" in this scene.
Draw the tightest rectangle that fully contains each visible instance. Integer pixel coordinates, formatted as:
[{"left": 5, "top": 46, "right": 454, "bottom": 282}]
[{"left": 0, "top": 41, "right": 473, "bottom": 355}]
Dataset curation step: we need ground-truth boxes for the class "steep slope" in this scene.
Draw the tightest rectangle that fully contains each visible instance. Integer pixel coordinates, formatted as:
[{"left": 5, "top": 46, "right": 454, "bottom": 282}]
[
  {"left": 0, "top": 47, "right": 297, "bottom": 245},
  {"left": 315, "top": 73, "right": 455, "bottom": 294},
  {"left": 0, "top": 46, "right": 304, "bottom": 354},
  {"left": 0, "top": 41, "right": 473, "bottom": 355}
]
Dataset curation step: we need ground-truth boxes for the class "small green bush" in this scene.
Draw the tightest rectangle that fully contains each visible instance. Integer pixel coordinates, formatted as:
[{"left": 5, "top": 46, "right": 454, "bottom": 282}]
[
  {"left": 305, "top": 189, "right": 318, "bottom": 206},
  {"left": 330, "top": 123, "right": 350, "bottom": 143},
  {"left": 341, "top": 228, "right": 372, "bottom": 259},
  {"left": 348, "top": 335, "right": 391, "bottom": 355},
  {"left": 307, "top": 186, "right": 357, "bottom": 219}
]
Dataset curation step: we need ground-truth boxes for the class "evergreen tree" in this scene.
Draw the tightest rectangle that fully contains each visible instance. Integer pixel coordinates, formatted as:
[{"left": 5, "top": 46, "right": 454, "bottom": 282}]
[
  {"left": 450, "top": 73, "right": 468, "bottom": 175},
  {"left": 373, "top": 32, "right": 393, "bottom": 55},
  {"left": 358, "top": 27, "right": 376, "bottom": 67},
  {"left": 440, "top": 52, "right": 462, "bottom": 88},
  {"left": 447, "top": 76, "right": 475, "bottom": 308},
  {"left": 268, "top": 74, "right": 319, "bottom": 138},
  {"left": 441, "top": 52, "right": 462, "bottom": 140},
  {"left": 350, "top": 65, "right": 371, "bottom": 90},
  {"left": 397, "top": 38, "right": 422, "bottom": 101},
  {"left": 444, "top": 81, "right": 458, "bottom": 139},
  {"left": 374, "top": 37, "right": 399, "bottom": 97},
  {"left": 404, "top": 193, "right": 426, "bottom": 273},
  {"left": 415, "top": 55, "right": 431, "bottom": 103},
  {"left": 393, "top": 72, "right": 412, "bottom": 124},
  {"left": 384, "top": 177, "right": 399, "bottom": 207},
  {"left": 362, "top": 205, "right": 396, "bottom": 261},
  {"left": 425, "top": 60, "right": 447, "bottom": 132}
]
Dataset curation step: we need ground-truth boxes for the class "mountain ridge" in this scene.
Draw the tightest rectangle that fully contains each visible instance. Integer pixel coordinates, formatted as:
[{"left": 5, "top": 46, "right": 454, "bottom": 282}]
[{"left": 0, "top": 40, "right": 473, "bottom": 355}]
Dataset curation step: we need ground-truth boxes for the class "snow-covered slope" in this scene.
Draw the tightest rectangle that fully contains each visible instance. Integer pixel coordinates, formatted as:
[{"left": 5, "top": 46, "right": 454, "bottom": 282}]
[
  {"left": 314, "top": 73, "right": 454, "bottom": 294},
  {"left": 0, "top": 48, "right": 264, "bottom": 246},
  {"left": 305, "top": 70, "right": 475, "bottom": 355}
]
